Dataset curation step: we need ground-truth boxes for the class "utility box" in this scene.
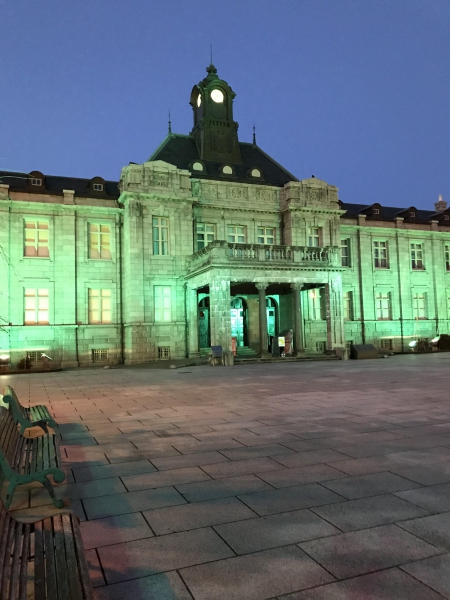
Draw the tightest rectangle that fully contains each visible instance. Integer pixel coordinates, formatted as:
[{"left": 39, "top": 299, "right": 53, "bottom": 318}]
[{"left": 350, "top": 344, "right": 378, "bottom": 360}]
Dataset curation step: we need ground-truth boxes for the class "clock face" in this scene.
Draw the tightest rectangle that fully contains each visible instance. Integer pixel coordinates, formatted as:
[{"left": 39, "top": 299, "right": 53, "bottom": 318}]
[
  {"left": 211, "top": 89, "right": 224, "bottom": 103},
  {"left": 197, "top": 94, "right": 202, "bottom": 107}
]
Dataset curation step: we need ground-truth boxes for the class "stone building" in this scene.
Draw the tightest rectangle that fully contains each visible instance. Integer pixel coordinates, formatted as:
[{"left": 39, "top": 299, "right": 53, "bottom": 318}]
[{"left": 0, "top": 65, "right": 449, "bottom": 367}]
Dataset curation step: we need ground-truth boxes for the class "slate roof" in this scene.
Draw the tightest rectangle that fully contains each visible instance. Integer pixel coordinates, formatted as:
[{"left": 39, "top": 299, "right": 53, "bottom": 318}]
[
  {"left": 0, "top": 170, "right": 120, "bottom": 199},
  {"left": 340, "top": 202, "right": 440, "bottom": 223},
  {"left": 148, "top": 133, "right": 298, "bottom": 187}
]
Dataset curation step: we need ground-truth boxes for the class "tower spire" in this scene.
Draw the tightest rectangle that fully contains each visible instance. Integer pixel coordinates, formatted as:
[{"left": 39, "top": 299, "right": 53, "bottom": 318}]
[
  {"left": 168, "top": 110, "right": 172, "bottom": 135},
  {"left": 252, "top": 122, "right": 257, "bottom": 146}
]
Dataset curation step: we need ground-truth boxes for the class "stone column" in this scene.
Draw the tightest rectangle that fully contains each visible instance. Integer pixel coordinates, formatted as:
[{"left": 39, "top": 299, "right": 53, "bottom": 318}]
[
  {"left": 325, "top": 277, "right": 345, "bottom": 352},
  {"left": 256, "top": 283, "right": 270, "bottom": 356},
  {"left": 188, "top": 287, "right": 200, "bottom": 358},
  {"left": 209, "top": 278, "right": 232, "bottom": 350},
  {"left": 291, "top": 283, "right": 304, "bottom": 354}
]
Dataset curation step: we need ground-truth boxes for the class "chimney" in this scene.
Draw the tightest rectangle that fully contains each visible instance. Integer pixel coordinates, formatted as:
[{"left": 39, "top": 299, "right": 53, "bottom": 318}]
[{"left": 435, "top": 194, "right": 447, "bottom": 213}]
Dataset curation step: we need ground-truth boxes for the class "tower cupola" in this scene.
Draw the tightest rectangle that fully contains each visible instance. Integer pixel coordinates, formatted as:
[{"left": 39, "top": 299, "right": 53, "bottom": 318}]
[{"left": 189, "top": 64, "right": 242, "bottom": 164}]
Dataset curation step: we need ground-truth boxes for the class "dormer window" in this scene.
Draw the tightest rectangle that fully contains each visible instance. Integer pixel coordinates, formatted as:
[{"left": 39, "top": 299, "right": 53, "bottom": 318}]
[
  {"left": 31, "top": 178, "right": 42, "bottom": 186},
  {"left": 444, "top": 215, "right": 449, "bottom": 221},
  {"left": 93, "top": 183, "right": 103, "bottom": 191},
  {"left": 373, "top": 208, "right": 380, "bottom": 215},
  {"left": 409, "top": 211, "right": 415, "bottom": 218},
  {"left": 251, "top": 168, "right": 261, "bottom": 178},
  {"left": 222, "top": 165, "right": 233, "bottom": 175},
  {"left": 192, "top": 162, "right": 204, "bottom": 172}
]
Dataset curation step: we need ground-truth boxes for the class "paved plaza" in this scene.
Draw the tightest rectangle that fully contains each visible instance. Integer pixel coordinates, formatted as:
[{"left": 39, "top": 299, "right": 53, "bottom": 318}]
[{"left": 3, "top": 353, "right": 450, "bottom": 599}]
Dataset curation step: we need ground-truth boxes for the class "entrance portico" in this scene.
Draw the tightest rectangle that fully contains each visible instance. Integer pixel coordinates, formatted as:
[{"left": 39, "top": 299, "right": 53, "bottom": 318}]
[{"left": 185, "top": 241, "right": 345, "bottom": 357}]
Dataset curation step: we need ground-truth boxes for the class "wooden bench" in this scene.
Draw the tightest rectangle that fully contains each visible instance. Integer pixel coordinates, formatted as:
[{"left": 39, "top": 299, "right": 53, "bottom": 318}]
[
  {"left": 0, "top": 408, "right": 65, "bottom": 509},
  {"left": 0, "top": 499, "right": 93, "bottom": 599},
  {"left": 209, "top": 345, "right": 224, "bottom": 366},
  {"left": 2, "top": 385, "right": 57, "bottom": 435}
]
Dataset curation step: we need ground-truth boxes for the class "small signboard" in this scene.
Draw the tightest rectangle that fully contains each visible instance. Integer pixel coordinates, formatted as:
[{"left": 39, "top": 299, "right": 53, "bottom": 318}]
[{"left": 278, "top": 337, "right": 285, "bottom": 347}]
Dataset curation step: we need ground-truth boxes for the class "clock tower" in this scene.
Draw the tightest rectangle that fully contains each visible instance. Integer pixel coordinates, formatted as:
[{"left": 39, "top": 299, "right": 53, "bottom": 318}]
[{"left": 189, "top": 64, "right": 242, "bottom": 164}]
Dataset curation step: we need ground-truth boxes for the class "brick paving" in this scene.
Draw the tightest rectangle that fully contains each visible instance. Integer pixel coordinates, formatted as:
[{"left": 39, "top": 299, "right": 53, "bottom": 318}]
[{"left": 3, "top": 352, "right": 450, "bottom": 599}]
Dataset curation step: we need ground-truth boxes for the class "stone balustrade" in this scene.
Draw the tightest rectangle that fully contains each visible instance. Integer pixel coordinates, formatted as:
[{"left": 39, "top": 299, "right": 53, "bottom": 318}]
[{"left": 187, "top": 241, "right": 341, "bottom": 273}]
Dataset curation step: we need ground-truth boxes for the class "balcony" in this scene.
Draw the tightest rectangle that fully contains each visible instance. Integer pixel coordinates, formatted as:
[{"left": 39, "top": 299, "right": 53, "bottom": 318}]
[{"left": 186, "top": 241, "right": 342, "bottom": 275}]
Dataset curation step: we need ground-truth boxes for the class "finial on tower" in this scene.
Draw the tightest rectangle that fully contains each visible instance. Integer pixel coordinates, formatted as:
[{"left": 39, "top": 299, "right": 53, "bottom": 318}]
[
  {"left": 435, "top": 193, "right": 447, "bottom": 213},
  {"left": 168, "top": 110, "right": 172, "bottom": 135},
  {"left": 252, "top": 122, "right": 257, "bottom": 146}
]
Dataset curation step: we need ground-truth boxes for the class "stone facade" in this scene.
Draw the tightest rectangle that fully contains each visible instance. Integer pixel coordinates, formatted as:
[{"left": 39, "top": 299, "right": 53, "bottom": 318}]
[{"left": 0, "top": 67, "right": 449, "bottom": 367}]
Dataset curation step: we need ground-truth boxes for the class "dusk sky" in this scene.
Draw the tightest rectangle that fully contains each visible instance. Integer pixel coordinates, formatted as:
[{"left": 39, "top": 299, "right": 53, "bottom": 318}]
[{"left": 1, "top": 0, "right": 449, "bottom": 209}]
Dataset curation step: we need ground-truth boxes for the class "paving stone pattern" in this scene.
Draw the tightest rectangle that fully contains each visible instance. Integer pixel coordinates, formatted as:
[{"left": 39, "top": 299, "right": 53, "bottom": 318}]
[{"left": 4, "top": 353, "right": 450, "bottom": 599}]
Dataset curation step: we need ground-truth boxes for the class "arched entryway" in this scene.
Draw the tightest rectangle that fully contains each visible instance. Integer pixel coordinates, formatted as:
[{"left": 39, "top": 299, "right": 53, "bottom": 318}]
[
  {"left": 266, "top": 296, "right": 278, "bottom": 352},
  {"left": 230, "top": 297, "right": 248, "bottom": 347}
]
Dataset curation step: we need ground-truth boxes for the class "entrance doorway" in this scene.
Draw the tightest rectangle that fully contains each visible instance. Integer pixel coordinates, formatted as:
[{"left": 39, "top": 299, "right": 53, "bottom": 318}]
[
  {"left": 230, "top": 297, "right": 248, "bottom": 347},
  {"left": 266, "top": 297, "right": 278, "bottom": 351},
  {"left": 198, "top": 297, "right": 210, "bottom": 348}
]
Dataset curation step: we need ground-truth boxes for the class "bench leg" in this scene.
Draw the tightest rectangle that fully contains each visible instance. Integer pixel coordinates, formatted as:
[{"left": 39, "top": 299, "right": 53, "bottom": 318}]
[
  {"left": 42, "top": 476, "right": 64, "bottom": 508},
  {"left": 5, "top": 480, "right": 16, "bottom": 510}
]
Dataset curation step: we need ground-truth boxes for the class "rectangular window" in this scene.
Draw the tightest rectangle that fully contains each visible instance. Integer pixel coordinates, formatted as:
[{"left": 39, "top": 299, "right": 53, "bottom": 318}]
[
  {"left": 158, "top": 346, "right": 170, "bottom": 360},
  {"left": 88, "top": 289, "right": 112, "bottom": 324},
  {"left": 413, "top": 292, "right": 427, "bottom": 319},
  {"left": 376, "top": 292, "right": 391, "bottom": 320},
  {"left": 373, "top": 241, "right": 389, "bottom": 268},
  {"left": 92, "top": 349, "right": 108, "bottom": 362},
  {"left": 31, "top": 178, "right": 42, "bottom": 186},
  {"left": 341, "top": 238, "right": 350, "bottom": 267},
  {"left": 311, "top": 288, "right": 326, "bottom": 320},
  {"left": 411, "top": 243, "right": 424, "bottom": 270},
  {"left": 445, "top": 245, "right": 450, "bottom": 271},
  {"left": 228, "top": 225, "right": 246, "bottom": 244},
  {"left": 196, "top": 223, "right": 215, "bottom": 250},
  {"left": 24, "top": 220, "right": 49, "bottom": 257},
  {"left": 308, "top": 227, "right": 320, "bottom": 247},
  {"left": 152, "top": 217, "right": 169, "bottom": 255},
  {"left": 381, "top": 339, "right": 393, "bottom": 350},
  {"left": 24, "top": 289, "right": 49, "bottom": 324},
  {"left": 154, "top": 286, "right": 171, "bottom": 322},
  {"left": 343, "top": 291, "right": 353, "bottom": 321},
  {"left": 257, "top": 227, "right": 275, "bottom": 245},
  {"left": 93, "top": 183, "right": 103, "bottom": 191},
  {"left": 89, "top": 223, "right": 111, "bottom": 259}
]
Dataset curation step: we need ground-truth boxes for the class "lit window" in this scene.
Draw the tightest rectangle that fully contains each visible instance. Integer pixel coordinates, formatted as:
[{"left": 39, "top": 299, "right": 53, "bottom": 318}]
[
  {"left": 373, "top": 241, "right": 388, "bottom": 268},
  {"left": 192, "top": 162, "right": 203, "bottom": 172},
  {"left": 341, "top": 239, "right": 350, "bottom": 267},
  {"left": 152, "top": 217, "right": 169, "bottom": 255},
  {"left": 228, "top": 225, "right": 246, "bottom": 244},
  {"left": 257, "top": 227, "right": 275, "bottom": 245},
  {"left": 376, "top": 292, "right": 391, "bottom": 320},
  {"left": 89, "top": 224, "right": 111, "bottom": 259},
  {"left": 93, "top": 183, "right": 104, "bottom": 191},
  {"left": 310, "top": 288, "right": 325, "bottom": 320},
  {"left": 373, "top": 208, "right": 380, "bottom": 215},
  {"left": 24, "top": 220, "right": 49, "bottom": 257},
  {"left": 31, "top": 178, "right": 42, "bottom": 186},
  {"left": 222, "top": 165, "right": 233, "bottom": 175},
  {"left": 24, "top": 289, "right": 49, "bottom": 324},
  {"left": 88, "top": 289, "right": 112, "bottom": 324},
  {"left": 343, "top": 291, "right": 353, "bottom": 321},
  {"left": 196, "top": 223, "right": 215, "bottom": 250},
  {"left": 250, "top": 168, "right": 261, "bottom": 178},
  {"left": 154, "top": 286, "right": 171, "bottom": 322},
  {"left": 411, "top": 243, "right": 424, "bottom": 270},
  {"left": 413, "top": 292, "right": 427, "bottom": 319},
  {"left": 308, "top": 227, "right": 321, "bottom": 248},
  {"left": 445, "top": 245, "right": 450, "bottom": 271}
]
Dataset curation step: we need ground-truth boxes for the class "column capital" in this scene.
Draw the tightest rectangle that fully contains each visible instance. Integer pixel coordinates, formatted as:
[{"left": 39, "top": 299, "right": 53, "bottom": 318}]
[
  {"left": 255, "top": 282, "right": 268, "bottom": 291},
  {"left": 290, "top": 283, "right": 304, "bottom": 291}
]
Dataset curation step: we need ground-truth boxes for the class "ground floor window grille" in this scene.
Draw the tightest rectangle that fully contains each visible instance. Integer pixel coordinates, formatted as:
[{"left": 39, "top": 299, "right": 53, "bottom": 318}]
[
  {"left": 27, "top": 351, "right": 42, "bottom": 363},
  {"left": 316, "top": 341, "right": 326, "bottom": 353},
  {"left": 92, "top": 349, "right": 108, "bottom": 362},
  {"left": 380, "top": 339, "right": 393, "bottom": 350},
  {"left": 158, "top": 346, "right": 170, "bottom": 360},
  {"left": 345, "top": 340, "right": 353, "bottom": 350}
]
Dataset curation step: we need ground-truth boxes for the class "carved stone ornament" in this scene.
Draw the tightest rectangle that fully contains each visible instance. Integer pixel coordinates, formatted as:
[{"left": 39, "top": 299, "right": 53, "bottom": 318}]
[
  {"left": 228, "top": 187, "right": 248, "bottom": 200},
  {"left": 309, "top": 189, "right": 321, "bottom": 203},
  {"left": 202, "top": 184, "right": 218, "bottom": 198},
  {"left": 152, "top": 173, "right": 169, "bottom": 187},
  {"left": 191, "top": 181, "right": 201, "bottom": 196},
  {"left": 256, "top": 189, "right": 276, "bottom": 202}
]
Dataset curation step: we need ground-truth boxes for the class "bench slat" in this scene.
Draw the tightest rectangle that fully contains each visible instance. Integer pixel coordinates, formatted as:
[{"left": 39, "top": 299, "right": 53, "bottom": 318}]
[
  {"left": 34, "top": 520, "right": 45, "bottom": 600},
  {"left": 44, "top": 517, "right": 58, "bottom": 599},
  {"left": 54, "top": 514, "right": 71, "bottom": 599},
  {"left": 9, "top": 520, "right": 23, "bottom": 600},
  {"left": 62, "top": 513, "right": 84, "bottom": 600},
  {"left": 18, "top": 524, "right": 30, "bottom": 600}
]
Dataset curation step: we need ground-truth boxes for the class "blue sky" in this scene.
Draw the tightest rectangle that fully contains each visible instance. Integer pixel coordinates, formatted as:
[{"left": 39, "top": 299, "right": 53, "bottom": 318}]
[{"left": 1, "top": 0, "right": 449, "bottom": 209}]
